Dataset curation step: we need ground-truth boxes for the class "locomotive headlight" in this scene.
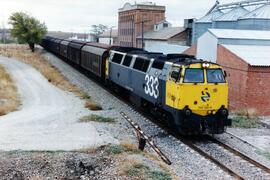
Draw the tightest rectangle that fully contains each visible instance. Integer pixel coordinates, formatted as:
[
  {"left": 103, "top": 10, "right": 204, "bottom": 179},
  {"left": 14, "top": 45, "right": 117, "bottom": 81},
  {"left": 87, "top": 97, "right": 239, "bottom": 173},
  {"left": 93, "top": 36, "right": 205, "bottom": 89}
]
[
  {"left": 202, "top": 63, "right": 210, "bottom": 68},
  {"left": 183, "top": 107, "right": 192, "bottom": 117},
  {"left": 220, "top": 108, "right": 228, "bottom": 117}
]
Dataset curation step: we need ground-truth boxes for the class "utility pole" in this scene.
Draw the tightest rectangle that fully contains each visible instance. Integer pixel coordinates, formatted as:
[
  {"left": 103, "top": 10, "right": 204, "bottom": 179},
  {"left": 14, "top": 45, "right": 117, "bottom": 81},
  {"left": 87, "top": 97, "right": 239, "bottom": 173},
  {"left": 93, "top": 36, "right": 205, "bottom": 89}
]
[
  {"left": 109, "top": 26, "right": 116, "bottom": 45},
  {"left": 136, "top": 20, "right": 151, "bottom": 49}
]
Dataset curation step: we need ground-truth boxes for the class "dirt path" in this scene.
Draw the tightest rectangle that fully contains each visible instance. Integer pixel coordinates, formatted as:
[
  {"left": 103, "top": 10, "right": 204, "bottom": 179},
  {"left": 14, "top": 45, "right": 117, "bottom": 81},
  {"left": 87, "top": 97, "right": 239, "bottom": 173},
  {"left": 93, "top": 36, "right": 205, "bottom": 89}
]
[{"left": 0, "top": 56, "right": 117, "bottom": 151}]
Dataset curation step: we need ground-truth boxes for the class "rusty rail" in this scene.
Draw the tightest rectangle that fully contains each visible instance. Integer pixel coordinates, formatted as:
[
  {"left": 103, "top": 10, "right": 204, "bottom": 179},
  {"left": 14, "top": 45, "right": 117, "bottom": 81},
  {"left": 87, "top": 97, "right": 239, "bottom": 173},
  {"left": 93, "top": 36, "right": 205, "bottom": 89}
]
[{"left": 120, "top": 112, "right": 172, "bottom": 165}]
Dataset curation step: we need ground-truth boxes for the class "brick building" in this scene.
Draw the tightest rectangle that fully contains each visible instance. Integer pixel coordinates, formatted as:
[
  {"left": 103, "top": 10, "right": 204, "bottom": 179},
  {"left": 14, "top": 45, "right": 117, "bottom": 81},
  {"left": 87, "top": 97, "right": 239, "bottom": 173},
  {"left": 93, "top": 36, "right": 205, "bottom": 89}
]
[
  {"left": 118, "top": 2, "right": 165, "bottom": 47},
  {"left": 184, "top": 29, "right": 270, "bottom": 115}
]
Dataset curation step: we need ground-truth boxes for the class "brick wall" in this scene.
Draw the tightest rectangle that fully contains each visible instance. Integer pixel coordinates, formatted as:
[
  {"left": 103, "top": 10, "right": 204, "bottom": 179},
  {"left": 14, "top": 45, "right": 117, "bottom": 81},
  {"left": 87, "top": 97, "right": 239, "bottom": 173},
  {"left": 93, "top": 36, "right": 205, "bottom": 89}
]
[
  {"left": 183, "top": 44, "right": 197, "bottom": 56},
  {"left": 247, "top": 67, "right": 270, "bottom": 115},
  {"left": 217, "top": 45, "right": 249, "bottom": 112},
  {"left": 118, "top": 8, "right": 165, "bottom": 47}
]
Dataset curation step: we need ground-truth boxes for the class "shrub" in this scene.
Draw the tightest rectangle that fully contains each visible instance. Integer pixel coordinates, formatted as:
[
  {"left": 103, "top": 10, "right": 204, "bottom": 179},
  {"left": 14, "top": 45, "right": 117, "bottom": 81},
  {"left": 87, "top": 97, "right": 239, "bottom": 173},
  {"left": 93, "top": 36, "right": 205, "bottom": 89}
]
[{"left": 79, "top": 114, "right": 115, "bottom": 123}]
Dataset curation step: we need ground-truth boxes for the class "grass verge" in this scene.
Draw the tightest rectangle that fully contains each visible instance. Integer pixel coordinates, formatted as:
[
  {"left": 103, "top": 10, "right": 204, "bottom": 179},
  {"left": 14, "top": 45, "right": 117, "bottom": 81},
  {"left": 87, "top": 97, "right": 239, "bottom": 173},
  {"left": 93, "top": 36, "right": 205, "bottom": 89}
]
[
  {"left": 256, "top": 149, "right": 270, "bottom": 160},
  {"left": 121, "top": 161, "right": 171, "bottom": 180},
  {"left": 79, "top": 114, "right": 116, "bottom": 123},
  {"left": 231, "top": 115, "right": 261, "bottom": 128},
  {"left": 0, "top": 64, "right": 20, "bottom": 115},
  {"left": 0, "top": 44, "right": 101, "bottom": 110}
]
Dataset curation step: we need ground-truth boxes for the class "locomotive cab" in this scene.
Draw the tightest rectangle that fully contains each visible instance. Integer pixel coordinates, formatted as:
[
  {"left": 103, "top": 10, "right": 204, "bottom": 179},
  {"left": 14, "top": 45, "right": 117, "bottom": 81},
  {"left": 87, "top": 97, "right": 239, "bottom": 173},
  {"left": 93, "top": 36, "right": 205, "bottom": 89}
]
[{"left": 165, "top": 61, "right": 231, "bottom": 134}]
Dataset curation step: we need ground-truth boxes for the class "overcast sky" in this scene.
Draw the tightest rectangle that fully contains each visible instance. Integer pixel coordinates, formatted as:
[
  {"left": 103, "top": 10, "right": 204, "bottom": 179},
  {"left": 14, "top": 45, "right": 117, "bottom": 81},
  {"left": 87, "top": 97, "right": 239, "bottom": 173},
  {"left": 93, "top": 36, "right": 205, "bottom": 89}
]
[{"left": 1, "top": 0, "right": 238, "bottom": 32}]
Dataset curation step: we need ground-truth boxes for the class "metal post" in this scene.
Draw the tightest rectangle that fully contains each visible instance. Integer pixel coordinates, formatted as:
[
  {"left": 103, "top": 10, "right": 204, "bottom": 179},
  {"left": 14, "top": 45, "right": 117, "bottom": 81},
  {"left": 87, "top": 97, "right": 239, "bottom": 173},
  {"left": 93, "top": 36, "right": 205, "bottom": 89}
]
[
  {"left": 141, "top": 21, "right": 144, "bottom": 49},
  {"left": 109, "top": 28, "right": 112, "bottom": 45},
  {"left": 131, "top": 17, "right": 134, "bottom": 47}
]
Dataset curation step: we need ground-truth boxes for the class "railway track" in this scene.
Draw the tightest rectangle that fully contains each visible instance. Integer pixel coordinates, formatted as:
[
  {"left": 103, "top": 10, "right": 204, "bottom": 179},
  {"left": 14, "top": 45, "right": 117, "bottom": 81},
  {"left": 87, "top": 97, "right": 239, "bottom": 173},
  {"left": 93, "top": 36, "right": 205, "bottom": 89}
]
[
  {"left": 186, "top": 135, "right": 270, "bottom": 179},
  {"left": 52, "top": 53, "right": 270, "bottom": 179},
  {"left": 207, "top": 135, "right": 270, "bottom": 174}
]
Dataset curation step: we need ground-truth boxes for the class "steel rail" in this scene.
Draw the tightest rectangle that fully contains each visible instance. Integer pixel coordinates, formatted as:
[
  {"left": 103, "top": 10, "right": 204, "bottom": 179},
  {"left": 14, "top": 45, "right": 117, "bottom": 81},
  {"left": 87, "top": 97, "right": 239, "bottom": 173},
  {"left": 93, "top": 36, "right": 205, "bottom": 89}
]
[
  {"left": 207, "top": 135, "right": 270, "bottom": 174},
  {"left": 178, "top": 137, "right": 244, "bottom": 180}
]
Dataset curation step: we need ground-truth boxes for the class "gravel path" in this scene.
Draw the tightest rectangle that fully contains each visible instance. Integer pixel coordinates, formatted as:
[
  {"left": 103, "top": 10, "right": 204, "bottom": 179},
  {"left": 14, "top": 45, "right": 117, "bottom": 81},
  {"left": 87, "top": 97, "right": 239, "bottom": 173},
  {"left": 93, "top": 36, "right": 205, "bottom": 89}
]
[
  {"left": 0, "top": 55, "right": 117, "bottom": 151},
  {"left": 44, "top": 52, "right": 234, "bottom": 179}
]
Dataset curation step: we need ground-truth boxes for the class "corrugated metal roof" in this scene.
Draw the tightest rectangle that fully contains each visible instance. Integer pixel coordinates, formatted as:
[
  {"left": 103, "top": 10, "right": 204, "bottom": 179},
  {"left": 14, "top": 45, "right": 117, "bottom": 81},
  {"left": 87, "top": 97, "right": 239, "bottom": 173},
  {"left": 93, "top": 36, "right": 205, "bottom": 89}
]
[
  {"left": 223, "top": 44, "right": 270, "bottom": 66},
  {"left": 209, "top": 28, "right": 270, "bottom": 40},
  {"left": 137, "top": 27, "right": 186, "bottom": 40},
  {"left": 240, "top": 3, "right": 270, "bottom": 19},
  {"left": 197, "top": 10, "right": 224, "bottom": 23},
  {"left": 216, "top": 6, "right": 249, "bottom": 21}
]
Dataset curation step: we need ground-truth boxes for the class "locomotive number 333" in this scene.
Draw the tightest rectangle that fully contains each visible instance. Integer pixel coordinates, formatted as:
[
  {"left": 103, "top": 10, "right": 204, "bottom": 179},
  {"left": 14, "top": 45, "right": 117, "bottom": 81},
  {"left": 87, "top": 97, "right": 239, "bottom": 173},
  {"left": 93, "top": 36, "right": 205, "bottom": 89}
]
[{"left": 144, "top": 74, "right": 159, "bottom": 99}]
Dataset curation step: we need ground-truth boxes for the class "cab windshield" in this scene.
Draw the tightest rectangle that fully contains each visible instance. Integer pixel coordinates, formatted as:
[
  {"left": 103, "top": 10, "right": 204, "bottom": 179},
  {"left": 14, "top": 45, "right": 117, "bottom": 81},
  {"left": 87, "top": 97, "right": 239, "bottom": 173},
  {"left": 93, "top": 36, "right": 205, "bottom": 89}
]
[
  {"left": 207, "top": 69, "right": 225, "bottom": 83},
  {"left": 184, "top": 69, "right": 204, "bottom": 83}
]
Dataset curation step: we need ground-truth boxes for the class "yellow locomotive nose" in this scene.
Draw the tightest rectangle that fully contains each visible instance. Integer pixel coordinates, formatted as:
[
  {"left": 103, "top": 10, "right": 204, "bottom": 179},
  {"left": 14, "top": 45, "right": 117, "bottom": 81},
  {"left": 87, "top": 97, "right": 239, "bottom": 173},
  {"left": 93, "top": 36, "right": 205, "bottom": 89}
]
[
  {"left": 178, "top": 83, "right": 228, "bottom": 116},
  {"left": 166, "top": 63, "right": 228, "bottom": 117}
]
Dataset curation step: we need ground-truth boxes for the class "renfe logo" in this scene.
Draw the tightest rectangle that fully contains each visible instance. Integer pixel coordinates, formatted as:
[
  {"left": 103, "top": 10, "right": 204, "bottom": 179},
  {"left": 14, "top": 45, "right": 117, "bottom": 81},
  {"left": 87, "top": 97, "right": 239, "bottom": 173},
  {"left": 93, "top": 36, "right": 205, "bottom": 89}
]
[{"left": 201, "top": 91, "right": 210, "bottom": 102}]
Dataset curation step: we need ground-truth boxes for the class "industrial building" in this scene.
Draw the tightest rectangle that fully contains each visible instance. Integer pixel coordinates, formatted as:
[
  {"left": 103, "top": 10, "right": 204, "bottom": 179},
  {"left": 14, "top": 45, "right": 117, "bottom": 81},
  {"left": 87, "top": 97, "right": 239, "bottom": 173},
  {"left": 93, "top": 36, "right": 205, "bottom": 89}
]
[
  {"left": 192, "top": 0, "right": 270, "bottom": 43},
  {"left": 136, "top": 21, "right": 189, "bottom": 54},
  {"left": 118, "top": 2, "right": 166, "bottom": 47},
  {"left": 185, "top": 29, "right": 270, "bottom": 115},
  {"left": 98, "top": 29, "right": 118, "bottom": 45}
]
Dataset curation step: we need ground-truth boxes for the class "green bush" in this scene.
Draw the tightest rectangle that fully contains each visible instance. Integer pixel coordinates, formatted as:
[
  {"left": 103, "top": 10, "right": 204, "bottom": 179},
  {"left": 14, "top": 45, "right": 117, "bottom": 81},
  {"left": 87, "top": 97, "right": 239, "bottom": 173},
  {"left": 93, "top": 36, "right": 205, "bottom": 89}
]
[
  {"left": 105, "top": 145, "right": 124, "bottom": 155},
  {"left": 79, "top": 114, "right": 115, "bottom": 123},
  {"left": 232, "top": 116, "right": 261, "bottom": 128},
  {"left": 148, "top": 170, "right": 172, "bottom": 180}
]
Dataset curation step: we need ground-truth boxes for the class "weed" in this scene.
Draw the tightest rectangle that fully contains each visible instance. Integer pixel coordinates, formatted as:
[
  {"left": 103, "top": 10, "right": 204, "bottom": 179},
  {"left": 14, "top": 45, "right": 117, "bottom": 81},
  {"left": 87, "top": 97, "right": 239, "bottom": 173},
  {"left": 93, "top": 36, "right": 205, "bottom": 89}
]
[
  {"left": 126, "top": 163, "right": 172, "bottom": 180},
  {"left": 79, "top": 114, "right": 115, "bottom": 123},
  {"left": 147, "top": 170, "right": 172, "bottom": 180},
  {"left": 81, "top": 92, "right": 91, "bottom": 100},
  {"left": 256, "top": 149, "right": 270, "bottom": 160},
  {"left": 127, "top": 163, "right": 149, "bottom": 177},
  {"left": 85, "top": 101, "right": 102, "bottom": 111},
  {"left": 0, "top": 64, "right": 20, "bottom": 116},
  {"left": 105, "top": 144, "right": 124, "bottom": 155},
  {"left": 232, "top": 115, "right": 261, "bottom": 128},
  {"left": 120, "top": 140, "right": 141, "bottom": 154}
]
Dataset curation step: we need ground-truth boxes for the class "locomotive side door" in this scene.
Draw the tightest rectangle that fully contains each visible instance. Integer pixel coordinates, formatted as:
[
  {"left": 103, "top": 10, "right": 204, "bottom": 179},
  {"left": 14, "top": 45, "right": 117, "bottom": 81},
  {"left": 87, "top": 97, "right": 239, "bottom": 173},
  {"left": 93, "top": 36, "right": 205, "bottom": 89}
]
[{"left": 166, "top": 65, "right": 182, "bottom": 109}]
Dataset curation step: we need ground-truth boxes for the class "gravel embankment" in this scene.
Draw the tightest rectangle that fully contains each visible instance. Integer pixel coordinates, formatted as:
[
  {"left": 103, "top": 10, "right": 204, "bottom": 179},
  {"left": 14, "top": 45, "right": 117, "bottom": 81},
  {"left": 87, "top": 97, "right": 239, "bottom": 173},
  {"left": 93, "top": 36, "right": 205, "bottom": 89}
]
[
  {"left": 44, "top": 52, "right": 235, "bottom": 179},
  {"left": 0, "top": 150, "right": 116, "bottom": 179}
]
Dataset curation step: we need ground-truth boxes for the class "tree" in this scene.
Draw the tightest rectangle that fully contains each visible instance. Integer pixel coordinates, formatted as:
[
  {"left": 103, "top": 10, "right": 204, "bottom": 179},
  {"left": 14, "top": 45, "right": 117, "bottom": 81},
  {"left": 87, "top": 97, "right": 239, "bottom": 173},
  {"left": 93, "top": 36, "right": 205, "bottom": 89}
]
[
  {"left": 91, "top": 24, "right": 108, "bottom": 36},
  {"left": 9, "top": 12, "right": 47, "bottom": 52}
]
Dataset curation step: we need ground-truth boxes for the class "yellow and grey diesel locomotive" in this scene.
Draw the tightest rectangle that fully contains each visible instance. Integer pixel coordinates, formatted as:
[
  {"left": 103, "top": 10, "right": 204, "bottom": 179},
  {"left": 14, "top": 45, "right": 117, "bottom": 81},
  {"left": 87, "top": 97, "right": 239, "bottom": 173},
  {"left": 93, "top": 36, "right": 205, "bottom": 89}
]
[
  {"left": 107, "top": 51, "right": 231, "bottom": 135},
  {"left": 41, "top": 36, "right": 231, "bottom": 135}
]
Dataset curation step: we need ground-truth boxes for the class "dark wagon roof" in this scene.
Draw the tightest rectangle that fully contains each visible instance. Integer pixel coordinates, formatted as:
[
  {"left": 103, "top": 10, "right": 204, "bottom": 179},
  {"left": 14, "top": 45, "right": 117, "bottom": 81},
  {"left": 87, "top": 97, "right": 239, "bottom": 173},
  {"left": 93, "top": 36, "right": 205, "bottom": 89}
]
[
  {"left": 53, "top": 38, "right": 63, "bottom": 43},
  {"left": 60, "top": 39, "right": 72, "bottom": 45},
  {"left": 68, "top": 40, "right": 88, "bottom": 49},
  {"left": 82, "top": 43, "right": 111, "bottom": 56}
]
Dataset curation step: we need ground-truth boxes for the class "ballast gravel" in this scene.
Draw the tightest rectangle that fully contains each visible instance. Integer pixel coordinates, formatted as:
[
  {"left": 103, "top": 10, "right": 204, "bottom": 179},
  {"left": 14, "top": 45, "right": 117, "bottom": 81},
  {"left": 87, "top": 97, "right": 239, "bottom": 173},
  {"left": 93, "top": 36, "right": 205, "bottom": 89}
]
[{"left": 44, "top": 51, "right": 234, "bottom": 179}]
